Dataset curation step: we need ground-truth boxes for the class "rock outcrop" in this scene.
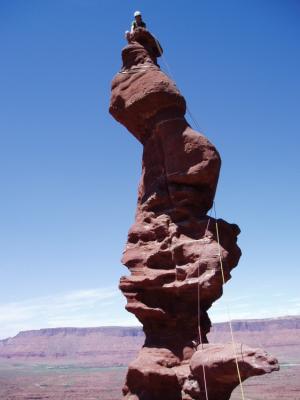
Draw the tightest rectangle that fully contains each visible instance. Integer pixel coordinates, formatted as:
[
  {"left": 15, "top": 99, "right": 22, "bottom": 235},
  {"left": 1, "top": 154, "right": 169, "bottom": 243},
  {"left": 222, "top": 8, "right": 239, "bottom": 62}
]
[{"left": 110, "top": 28, "right": 279, "bottom": 400}]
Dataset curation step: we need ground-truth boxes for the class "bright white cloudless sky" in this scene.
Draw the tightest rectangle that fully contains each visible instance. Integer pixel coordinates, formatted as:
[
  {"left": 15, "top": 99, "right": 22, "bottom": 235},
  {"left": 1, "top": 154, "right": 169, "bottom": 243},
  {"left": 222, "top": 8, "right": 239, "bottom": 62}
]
[{"left": 0, "top": 0, "right": 299, "bottom": 339}]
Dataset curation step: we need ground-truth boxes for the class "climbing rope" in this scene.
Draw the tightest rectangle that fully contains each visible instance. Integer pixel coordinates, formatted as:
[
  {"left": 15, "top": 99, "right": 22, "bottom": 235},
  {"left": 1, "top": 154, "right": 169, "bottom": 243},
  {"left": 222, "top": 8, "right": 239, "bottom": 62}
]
[
  {"left": 147, "top": 30, "right": 245, "bottom": 400},
  {"left": 213, "top": 202, "right": 246, "bottom": 400},
  {"left": 118, "top": 64, "right": 159, "bottom": 74},
  {"left": 197, "top": 214, "right": 212, "bottom": 400},
  {"left": 152, "top": 33, "right": 205, "bottom": 133}
]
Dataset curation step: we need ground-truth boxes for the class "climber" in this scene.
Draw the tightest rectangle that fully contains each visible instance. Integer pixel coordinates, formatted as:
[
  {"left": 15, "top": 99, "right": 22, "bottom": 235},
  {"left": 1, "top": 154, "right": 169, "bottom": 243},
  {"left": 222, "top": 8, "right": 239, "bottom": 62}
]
[
  {"left": 131, "top": 11, "right": 147, "bottom": 31},
  {"left": 125, "top": 11, "right": 147, "bottom": 42}
]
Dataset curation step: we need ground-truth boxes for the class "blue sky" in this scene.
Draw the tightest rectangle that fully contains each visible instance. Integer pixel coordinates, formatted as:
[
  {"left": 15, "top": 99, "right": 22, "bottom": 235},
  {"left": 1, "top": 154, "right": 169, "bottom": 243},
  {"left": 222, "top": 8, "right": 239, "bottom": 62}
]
[{"left": 0, "top": 0, "right": 299, "bottom": 339}]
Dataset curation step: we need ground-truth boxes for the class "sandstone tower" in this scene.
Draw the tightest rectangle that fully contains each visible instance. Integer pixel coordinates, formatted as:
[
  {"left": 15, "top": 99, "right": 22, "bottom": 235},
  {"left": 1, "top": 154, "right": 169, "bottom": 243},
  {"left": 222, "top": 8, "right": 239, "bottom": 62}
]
[{"left": 110, "top": 28, "right": 279, "bottom": 400}]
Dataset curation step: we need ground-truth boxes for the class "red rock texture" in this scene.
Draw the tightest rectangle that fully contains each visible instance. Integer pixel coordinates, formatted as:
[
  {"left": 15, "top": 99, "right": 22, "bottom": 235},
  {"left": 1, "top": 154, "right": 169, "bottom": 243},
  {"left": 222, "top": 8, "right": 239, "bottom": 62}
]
[
  {"left": 109, "top": 28, "right": 279, "bottom": 400},
  {"left": 186, "top": 343, "right": 279, "bottom": 400}
]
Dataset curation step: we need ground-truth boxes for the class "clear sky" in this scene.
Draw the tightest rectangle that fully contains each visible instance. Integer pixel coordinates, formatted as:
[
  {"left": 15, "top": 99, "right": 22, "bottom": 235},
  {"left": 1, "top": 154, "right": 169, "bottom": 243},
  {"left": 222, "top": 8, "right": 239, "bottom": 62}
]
[{"left": 0, "top": 0, "right": 299, "bottom": 339}]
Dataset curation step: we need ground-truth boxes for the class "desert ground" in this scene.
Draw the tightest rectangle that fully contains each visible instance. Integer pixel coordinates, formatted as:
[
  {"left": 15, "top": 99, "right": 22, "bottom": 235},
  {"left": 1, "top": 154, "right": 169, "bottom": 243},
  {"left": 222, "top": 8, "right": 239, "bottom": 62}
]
[
  {"left": 0, "top": 317, "right": 299, "bottom": 400},
  {"left": 0, "top": 362, "right": 299, "bottom": 400}
]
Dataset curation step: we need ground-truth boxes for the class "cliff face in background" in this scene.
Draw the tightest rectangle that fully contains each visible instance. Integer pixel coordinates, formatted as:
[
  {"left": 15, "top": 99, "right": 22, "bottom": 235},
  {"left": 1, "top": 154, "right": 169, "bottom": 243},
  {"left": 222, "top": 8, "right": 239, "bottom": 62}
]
[
  {"left": 211, "top": 316, "right": 300, "bottom": 332},
  {"left": 109, "top": 28, "right": 279, "bottom": 399},
  {"left": 0, "top": 317, "right": 298, "bottom": 400},
  {"left": 0, "top": 327, "right": 144, "bottom": 366},
  {"left": 0, "top": 317, "right": 299, "bottom": 365}
]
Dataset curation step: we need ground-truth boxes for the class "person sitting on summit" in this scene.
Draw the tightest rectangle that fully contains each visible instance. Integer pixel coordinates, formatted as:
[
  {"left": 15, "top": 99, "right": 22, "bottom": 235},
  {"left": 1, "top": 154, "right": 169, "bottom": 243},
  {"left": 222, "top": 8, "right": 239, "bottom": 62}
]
[
  {"left": 125, "top": 11, "right": 147, "bottom": 42},
  {"left": 131, "top": 11, "right": 146, "bottom": 31}
]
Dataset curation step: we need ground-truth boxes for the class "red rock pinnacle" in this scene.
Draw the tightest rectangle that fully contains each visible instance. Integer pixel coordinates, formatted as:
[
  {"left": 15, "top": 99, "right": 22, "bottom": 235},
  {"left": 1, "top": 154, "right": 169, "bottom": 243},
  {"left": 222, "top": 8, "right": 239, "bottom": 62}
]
[{"left": 109, "top": 28, "right": 279, "bottom": 400}]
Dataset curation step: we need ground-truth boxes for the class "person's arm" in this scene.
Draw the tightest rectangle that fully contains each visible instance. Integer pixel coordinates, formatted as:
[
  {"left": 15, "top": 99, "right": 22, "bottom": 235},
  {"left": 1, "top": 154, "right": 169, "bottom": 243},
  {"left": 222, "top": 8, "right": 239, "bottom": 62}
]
[{"left": 130, "top": 21, "right": 135, "bottom": 33}]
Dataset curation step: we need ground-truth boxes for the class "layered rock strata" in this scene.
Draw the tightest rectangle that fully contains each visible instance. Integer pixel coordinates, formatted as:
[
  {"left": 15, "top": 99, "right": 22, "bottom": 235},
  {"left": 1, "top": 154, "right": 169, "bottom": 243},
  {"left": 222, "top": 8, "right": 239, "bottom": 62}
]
[{"left": 109, "top": 28, "right": 279, "bottom": 400}]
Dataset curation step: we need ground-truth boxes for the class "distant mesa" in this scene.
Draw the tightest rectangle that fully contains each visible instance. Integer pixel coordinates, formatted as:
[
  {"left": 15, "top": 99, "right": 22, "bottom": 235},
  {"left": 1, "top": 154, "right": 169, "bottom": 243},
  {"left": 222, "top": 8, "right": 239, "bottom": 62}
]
[
  {"left": 0, "top": 317, "right": 298, "bottom": 366},
  {"left": 0, "top": 326, "right": 144, "bottom": 366}
]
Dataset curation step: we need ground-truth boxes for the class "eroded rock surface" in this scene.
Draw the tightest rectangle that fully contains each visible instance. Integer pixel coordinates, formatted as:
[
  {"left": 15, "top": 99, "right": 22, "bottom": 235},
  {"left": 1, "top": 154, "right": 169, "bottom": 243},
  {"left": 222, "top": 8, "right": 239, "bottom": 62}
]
[
  {"left": 109, "top": 28, "right": 279, "bottom": 400},
  {"left": 185, "top": 343, "right": 279, "bottom": 400}
]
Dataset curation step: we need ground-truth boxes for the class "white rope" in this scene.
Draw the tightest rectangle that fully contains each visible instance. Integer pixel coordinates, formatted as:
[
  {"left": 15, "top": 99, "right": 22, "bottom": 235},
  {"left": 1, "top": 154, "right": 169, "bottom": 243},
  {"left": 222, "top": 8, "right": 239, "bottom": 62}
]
[
  {"left": 119, "top": 65, "right": 159, "bottom": 74},
  {"left": 146, "top": 30, "right": 245, "bottom": 399},
  {"left": 213, "top": 201, "right": 246, "bottom": 400},
  {"left": 152, "top": 32, "right": 204, "bottom": 133},
  {"left": 197, "top": 215, "right": 212, "bottom": 400}
]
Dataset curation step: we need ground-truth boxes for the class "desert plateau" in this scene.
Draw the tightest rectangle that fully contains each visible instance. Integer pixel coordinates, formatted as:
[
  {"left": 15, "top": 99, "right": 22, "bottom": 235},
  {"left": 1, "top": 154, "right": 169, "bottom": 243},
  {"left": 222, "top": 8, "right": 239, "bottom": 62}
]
[{"left": 0, "top": 316, "right": 299, "bottom": 400}]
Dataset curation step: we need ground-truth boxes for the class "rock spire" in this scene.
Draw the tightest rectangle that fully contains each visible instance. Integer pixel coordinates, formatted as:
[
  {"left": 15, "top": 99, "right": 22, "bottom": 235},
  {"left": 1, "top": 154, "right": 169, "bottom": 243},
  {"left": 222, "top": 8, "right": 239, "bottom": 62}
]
[{"left": 109, "top": 28, "right": 279, "bottom": 400}]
